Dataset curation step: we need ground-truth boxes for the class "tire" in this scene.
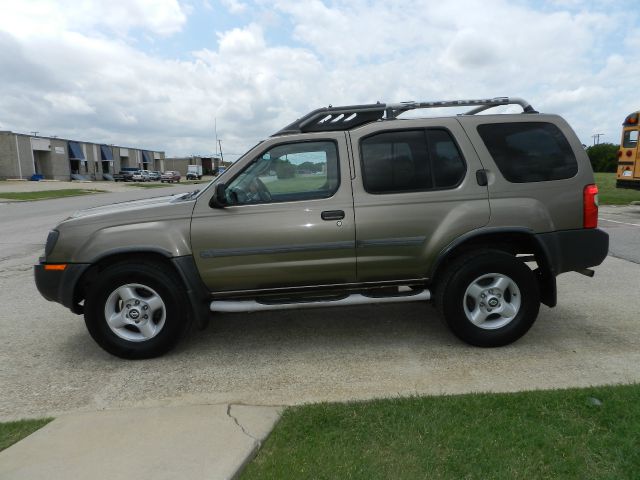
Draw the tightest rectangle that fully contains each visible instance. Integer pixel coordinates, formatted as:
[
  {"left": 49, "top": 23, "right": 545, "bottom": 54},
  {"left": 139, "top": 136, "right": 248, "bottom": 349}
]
[
  {"left": 84, "top": 262, "right": 190, "bottom": 359},
  {"left": 436, "top": 250, "right": 540, "bottom": 347}
]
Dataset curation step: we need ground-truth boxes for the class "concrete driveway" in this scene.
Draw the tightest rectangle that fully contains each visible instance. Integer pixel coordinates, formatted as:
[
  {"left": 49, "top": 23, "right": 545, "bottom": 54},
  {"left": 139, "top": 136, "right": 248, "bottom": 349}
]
[
  {"left": 1, "top": 256, "right": 638, "bottom": 421},
  {"left": 1, "top": 189, "right": 639, "bottom": 421}
]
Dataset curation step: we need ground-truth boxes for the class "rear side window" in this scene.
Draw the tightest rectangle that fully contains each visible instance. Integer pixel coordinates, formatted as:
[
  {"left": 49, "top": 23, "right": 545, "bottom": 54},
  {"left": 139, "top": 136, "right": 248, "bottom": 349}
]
[
  {"left": 623, "top": 130, "right": 638, "bottom": 148},
  {"left": 360, "top": 129, "right": 465, "bottom": 194},
  {"left": 477, "top": 122, "right": 578, "bottom": 183}
]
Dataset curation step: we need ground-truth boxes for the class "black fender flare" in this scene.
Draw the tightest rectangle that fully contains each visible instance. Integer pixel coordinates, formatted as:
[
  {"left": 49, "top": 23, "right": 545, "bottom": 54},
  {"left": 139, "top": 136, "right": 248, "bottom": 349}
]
[{"left": 428, "top": 227, "right": 557, "bottom": 307}]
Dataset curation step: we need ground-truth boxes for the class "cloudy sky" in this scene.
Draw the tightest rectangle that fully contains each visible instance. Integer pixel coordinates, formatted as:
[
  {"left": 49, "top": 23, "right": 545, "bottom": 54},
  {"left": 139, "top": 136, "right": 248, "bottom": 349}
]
[{"left": 0, "top": 0, "right": 637, "bottom": 159}]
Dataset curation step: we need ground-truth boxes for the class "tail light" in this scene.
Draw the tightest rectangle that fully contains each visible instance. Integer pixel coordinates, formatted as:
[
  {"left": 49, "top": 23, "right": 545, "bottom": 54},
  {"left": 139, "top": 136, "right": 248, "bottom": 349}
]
[{"left": 583, "top": 184, "right": 599, "bottom": 229}]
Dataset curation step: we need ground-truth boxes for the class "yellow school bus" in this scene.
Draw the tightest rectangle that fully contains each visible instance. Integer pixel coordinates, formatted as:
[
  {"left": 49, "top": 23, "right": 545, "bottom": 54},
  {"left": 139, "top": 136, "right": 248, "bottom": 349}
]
[{"left": 617, "top": 111, "right": 640, "bottom": 189}]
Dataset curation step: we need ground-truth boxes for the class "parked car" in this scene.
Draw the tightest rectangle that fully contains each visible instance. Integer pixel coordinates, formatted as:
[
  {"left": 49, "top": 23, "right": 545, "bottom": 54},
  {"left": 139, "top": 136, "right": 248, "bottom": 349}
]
[
  {"left": 113, "top": 168, "right": 138, "bottom": 182},
  {"left": 149, "top": 171, "right": 162, "bottom": 181},
  {"left": 131, "top": 171, "right": 150, "bottom": 182},
  {"left": 160, "top": 171, "right": 181, "bottom": 183},
  {"left": 34, "top": 97, "right": 608, "bottom": 359}
]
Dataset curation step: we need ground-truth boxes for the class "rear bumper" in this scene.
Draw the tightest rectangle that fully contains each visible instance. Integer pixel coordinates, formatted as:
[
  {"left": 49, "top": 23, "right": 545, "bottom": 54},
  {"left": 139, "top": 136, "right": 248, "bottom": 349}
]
[
  {"left": 616, "top": 180, "right": 640, "bottom": 190},
  {"left": 34, "top": 263, "right": 91, "bottom": 313},
  {"left": 536, "top": 228, "right": 609, "bottom": 275}
]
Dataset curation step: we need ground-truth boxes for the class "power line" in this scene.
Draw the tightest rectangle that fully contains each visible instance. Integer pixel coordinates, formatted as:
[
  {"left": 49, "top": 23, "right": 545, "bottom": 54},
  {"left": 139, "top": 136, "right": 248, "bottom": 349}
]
[{"left": 591, "top": 133, "right": 604, "bottom": 145}]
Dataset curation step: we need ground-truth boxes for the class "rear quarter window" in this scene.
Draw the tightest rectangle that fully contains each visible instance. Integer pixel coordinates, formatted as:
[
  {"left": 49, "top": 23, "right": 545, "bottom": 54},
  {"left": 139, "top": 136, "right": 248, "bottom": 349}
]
[{"left": 477, "top": 122, "right": 578, "bottom": 183}]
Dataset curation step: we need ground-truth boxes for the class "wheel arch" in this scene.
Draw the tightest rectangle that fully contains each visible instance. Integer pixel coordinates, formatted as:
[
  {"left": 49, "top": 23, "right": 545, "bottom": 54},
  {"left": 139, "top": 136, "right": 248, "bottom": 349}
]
[
  {"left": 428, "top": 227, "right": 557, "bottom": 307},
  {"left": 73, "top": 251, "right": 211, "bottom": 327}
]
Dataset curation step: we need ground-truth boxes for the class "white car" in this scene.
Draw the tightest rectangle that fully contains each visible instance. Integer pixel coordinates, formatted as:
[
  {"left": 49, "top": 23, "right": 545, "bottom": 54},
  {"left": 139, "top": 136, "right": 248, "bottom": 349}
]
[{"left": 131, "top": 171, "right": 150, "bottom": 182}]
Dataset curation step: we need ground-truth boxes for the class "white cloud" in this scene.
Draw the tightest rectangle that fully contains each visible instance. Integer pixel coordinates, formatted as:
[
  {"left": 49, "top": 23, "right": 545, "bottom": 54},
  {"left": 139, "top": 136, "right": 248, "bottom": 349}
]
[
  {"left": 44, "top": 93, "right": 96, "bottom": 115},
  {"left": 221, "top": 0, "right": 248, "bottom": 14},
  {"left": 0, "top": 0, "right": 637, "bottom": 157},
  {"left": 0, "top": 0, "right": 188, "bottom": 38}
]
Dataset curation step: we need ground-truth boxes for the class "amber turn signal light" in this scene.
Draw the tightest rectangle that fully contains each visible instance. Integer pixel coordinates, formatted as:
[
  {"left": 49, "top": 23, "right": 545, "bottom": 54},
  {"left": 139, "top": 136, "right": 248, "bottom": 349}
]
[{"left": 44, "top": 264, "right": 67, "bottom": 271}]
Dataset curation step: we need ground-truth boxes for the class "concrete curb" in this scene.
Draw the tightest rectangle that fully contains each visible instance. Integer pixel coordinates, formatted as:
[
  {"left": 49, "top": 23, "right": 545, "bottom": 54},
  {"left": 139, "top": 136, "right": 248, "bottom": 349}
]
[{"left": 0, "top": 404, "right": 282, "bottom": 480}]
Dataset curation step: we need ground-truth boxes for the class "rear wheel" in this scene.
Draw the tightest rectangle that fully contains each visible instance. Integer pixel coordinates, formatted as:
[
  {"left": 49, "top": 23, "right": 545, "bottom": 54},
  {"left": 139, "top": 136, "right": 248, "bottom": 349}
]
[
  {"left": 84, "top": 262, "right": 190, "bottom": 359},
  {"left": 436, "top": 250, "right": 540, "bottom": 347}
]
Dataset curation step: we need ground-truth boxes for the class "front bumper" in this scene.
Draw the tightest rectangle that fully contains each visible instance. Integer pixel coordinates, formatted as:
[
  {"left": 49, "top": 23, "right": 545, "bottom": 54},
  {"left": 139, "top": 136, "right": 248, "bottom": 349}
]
[{"left": 34, "top": 263, "right": 91, "bottom": 313}]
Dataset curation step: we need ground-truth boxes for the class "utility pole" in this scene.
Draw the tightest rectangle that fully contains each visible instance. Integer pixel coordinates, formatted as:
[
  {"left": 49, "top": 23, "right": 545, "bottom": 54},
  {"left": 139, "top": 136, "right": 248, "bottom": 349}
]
[
  {"left": 214, "top": 118, "right": 218, "bottom": 157},
  {"left": 218, "top": 139, "right": 224, "bottom": 163},
  {"left": 592, "top": 133, "right": 604, "bottom": 145},
  {"left": 31, "top": 131, "right": 39, "bottom": 137}
]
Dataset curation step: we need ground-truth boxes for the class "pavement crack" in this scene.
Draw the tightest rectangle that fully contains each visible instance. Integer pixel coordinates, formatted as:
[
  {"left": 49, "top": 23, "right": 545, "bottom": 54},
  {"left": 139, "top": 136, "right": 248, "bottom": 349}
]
[{"left": 227, "top": 404, "right": 260, "bottom": 444}]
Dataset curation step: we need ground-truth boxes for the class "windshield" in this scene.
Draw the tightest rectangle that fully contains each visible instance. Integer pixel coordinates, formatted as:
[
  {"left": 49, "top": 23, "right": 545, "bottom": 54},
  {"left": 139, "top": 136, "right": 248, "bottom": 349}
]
[{"left": 184, "top": 140, "right": 265, "bottom": 201}]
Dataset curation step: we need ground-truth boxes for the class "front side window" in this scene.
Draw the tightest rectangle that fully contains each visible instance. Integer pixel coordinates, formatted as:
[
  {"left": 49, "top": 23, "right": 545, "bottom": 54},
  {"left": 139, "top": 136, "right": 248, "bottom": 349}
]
[
  {"left": 477, "top": 122, "right": 578, "bottom": 183},
  {"left": 225, "top": 141, "right": 339, "bottom": 205},
  {"left": 360, "top": 129, "right": 465, "bottom": 194}
]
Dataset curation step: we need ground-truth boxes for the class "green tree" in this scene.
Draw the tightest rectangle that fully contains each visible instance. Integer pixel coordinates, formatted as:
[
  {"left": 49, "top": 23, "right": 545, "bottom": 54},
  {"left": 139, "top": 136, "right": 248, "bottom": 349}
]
[
  {"left": 586, "top": 143, "right": 619, "bottom": 173},
  {"left": 296, "top": 161, "right": 323, "bottom": 173},
  {"left": 275, "top": 159, "right": 296, "bottom": 179}
]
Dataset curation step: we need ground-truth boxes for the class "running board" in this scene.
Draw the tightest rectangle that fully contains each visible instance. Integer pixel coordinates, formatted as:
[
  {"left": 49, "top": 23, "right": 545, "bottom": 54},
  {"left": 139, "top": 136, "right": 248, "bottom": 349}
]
[{"left": 210, "top": 290, "right": 431, "bottom": 313}]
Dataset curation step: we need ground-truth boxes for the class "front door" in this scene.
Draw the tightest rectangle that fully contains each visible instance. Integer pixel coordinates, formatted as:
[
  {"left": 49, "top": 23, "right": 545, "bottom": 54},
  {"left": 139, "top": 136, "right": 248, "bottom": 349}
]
[{"left": 191, "top": 134, "right": 356, "bottom": 292}]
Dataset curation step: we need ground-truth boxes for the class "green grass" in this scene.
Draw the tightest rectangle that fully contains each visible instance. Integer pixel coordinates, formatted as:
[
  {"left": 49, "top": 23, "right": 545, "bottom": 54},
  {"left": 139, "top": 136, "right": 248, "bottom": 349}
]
[
  {"left": 266, "top": 176, "right": 327, "bottom": 194},
  {"left": 0, "top": 189, "right": 106, "bottom": 201},
  {"left": 0, "top": 418, "right": 53, "bottom": 452},
  {"left": 124, "top": 183, "right": 171, "bottom": 188},
  {"left": 594, "top": 172, "right": 640, "bottom": 205},
  {"left": 241, "top": 384, "right": 640, "bottom": 480}
]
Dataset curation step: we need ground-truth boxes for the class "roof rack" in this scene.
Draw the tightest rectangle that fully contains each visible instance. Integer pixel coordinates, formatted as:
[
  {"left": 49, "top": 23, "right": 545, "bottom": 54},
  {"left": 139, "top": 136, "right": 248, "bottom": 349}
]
[{"left": 272, "top": 97, "right": 537, "bottom": 136}]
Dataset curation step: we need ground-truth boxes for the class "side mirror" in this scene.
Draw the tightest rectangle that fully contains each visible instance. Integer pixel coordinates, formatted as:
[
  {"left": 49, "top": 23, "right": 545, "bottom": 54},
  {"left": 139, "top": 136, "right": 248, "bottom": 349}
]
[{"left": 209, "top": 183, "right": 227, "bottom": 208}]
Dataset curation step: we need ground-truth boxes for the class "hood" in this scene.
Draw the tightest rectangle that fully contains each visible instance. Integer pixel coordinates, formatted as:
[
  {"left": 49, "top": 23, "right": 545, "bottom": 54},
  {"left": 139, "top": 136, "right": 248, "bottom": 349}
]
[{"left": 69, "top": 193, "right": 191, "bottom": 220}]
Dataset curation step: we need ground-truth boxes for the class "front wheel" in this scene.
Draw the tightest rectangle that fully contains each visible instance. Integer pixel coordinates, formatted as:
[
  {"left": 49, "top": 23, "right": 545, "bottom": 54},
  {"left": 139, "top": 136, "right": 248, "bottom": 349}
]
[
  {"left": 436, "top": 250, "right": 540, "bottom": 347},
  {"left": 84, "top": 262, "right": 190, "bottom": 359}
]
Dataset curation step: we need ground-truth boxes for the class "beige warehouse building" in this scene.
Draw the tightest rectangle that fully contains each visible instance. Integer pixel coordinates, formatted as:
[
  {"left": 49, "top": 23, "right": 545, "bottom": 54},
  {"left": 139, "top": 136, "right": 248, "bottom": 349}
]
[{"left": 0, "top": 131, "right": 165, "bottom": 181}]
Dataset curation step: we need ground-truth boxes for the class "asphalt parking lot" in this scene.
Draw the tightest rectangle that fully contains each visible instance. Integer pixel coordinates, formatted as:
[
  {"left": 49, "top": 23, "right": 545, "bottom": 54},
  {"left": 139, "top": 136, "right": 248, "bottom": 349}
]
[{"left": 1, "top": 187, "right": 639, "bottom": 421}]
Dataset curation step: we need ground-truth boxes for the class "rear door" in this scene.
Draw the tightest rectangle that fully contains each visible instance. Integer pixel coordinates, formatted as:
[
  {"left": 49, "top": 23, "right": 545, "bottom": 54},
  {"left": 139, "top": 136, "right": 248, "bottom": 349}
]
[
  {"left": 191, "top": 133, "right": 356, "bottom": 292},
  {"left": 349, "top": 118, "right": 490, "bottom": 282}
]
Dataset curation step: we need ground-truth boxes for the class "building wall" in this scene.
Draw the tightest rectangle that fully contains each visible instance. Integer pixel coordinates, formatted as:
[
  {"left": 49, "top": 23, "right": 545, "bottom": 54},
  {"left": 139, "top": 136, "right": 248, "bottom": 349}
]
[
  {"left": 17, "top": 135, "right": 37, "bottom": 178},
  {"left": 0, "top": 132, "right": 21, "bottom": 179},
  {"left": 0, "top": 132, "right": 166, "bottom": 181},
  {"left": 48, "top": 139, "right": 71, "bottom": 180},
  {"left": 163, "top": 157, "right": 203, "bottom": 175}
]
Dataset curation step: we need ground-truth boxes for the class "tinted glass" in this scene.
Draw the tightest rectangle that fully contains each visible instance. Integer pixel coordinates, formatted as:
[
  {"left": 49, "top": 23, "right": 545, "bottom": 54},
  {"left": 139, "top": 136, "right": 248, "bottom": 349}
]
[
  {"left": 477, "top": 122, "right": 578, "bottom": 183},
  {"left": 427, "top": 130, "right": 466, "bottom": 188},
  {"left": 361, "top": 129, "right": 464, "bottom": 193},
  {"left": 226, "top": 141, "right": 339, "bottom": 205},
  {"left": 361, "top": 130, "right": 429, "bottom": 193}
]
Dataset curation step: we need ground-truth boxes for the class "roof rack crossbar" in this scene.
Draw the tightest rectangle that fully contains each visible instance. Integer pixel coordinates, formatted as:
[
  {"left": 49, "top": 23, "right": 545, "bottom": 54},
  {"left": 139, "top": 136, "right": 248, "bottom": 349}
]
[
  {"left": 272, "top": 97, "right": 537, "bottom": 136},
  {"left": 385, "top": 97, "right": 536, "bottom": 118}
]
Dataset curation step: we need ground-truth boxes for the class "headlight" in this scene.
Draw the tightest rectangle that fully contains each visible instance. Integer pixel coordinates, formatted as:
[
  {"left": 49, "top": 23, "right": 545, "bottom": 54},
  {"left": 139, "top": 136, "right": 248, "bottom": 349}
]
[{"left": 44, "top": 230, "right": 59, "bottom": 258}]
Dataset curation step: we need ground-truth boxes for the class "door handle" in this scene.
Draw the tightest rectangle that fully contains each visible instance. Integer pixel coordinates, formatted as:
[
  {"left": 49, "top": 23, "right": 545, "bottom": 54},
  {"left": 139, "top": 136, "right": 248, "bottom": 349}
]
[
  {"left": 321, "top": 210, "right": 345, "bottom": 221},
  {"left": 476, "top": 169, "right": 488, "bottom": 186}
]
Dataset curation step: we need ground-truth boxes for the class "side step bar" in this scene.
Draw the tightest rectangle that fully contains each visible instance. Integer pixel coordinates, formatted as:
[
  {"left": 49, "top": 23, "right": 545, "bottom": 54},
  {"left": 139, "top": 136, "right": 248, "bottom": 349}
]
[{"left": 211, "top": 290, "right": 431, "bottom": 313}]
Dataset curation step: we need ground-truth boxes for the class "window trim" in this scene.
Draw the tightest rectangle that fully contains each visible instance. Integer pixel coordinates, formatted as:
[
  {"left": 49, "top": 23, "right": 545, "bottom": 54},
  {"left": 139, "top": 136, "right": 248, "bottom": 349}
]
[
  {"left": 358, "top": 127, "right": 467, "bottom": 195},
  {"left": 223, "top": 138, "right": 342, "bottom": 206}
]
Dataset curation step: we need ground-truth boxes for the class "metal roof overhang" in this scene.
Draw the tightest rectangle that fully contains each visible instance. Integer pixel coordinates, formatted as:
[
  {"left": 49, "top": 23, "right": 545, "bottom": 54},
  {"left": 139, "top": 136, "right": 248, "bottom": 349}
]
[
  {"left": 68, "top": 141, "right": 86, "bottom": 160},
  {"left": 100, "top": 145, "right": 113, "bottom": 161}
]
